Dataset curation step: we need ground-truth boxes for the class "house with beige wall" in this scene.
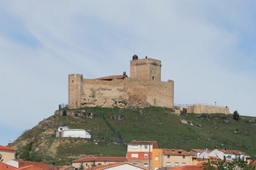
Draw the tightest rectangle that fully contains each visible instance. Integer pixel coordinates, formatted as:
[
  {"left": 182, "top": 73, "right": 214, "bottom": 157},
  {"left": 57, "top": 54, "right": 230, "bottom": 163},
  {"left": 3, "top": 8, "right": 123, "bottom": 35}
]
[
  {"left": 162, "top": 149, "right": 193, "bottom": 168},
  {"left": 0, "top": 144, "right": 15, "bottom": 163}
]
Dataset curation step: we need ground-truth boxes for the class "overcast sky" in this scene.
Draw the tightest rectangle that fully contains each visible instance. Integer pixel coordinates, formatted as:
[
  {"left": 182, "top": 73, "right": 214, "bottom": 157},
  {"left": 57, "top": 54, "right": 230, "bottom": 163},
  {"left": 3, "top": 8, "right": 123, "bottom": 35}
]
[{"left": 0, "top": 1, "right": 256, "bottom": 145}]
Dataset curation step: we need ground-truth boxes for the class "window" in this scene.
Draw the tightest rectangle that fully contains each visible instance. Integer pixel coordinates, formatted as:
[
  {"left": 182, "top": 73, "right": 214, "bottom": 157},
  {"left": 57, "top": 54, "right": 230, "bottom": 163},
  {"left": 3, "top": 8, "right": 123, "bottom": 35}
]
[
  {"left": 152, "top": 76, "right": 155, "bottom": 80},
  {"left": 183, "top": 156, "right": 185, "bottom": 159},
  {"left": 131, "top": 154, "right": 138, "bottom": 158},
  {"left": 175, "top": 162, "right": 179, "bottom": 167},
  {"left": 227, "top": 155, "right": 232, "bottom": 159},
  {"left": 131, "top": 145, "right": 139, "bottom": 150},
  {"left": 182, "top": 162, "right": 186, "bottom": 166},
  {"left": 167, "top": 155, "right": 170, "bottom": 158},
  {"left": 144, "top": 163, "right": 148, "bottom": 167},
  {"left": 144, "top": 154, "right": 148, "bottom": 158},
  {"left": 144, "top": 145, "right": 148, "bottom": 149},
  {"left": 166, "top": 162, "right": 171, "bottom": 166},
  {"left": 155, "top": 156, "right": 159, "bottom": 161}
]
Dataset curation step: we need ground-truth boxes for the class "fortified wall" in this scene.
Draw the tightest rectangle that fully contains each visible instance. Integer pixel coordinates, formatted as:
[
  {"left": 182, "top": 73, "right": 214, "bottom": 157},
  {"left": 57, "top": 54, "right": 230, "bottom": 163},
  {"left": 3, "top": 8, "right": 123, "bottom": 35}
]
[
  {"left": 68, "top": 55, "right": 174, "bottom": 109},
  {"left": 187, "top": 104, "right": 229, "bottom": 114}
]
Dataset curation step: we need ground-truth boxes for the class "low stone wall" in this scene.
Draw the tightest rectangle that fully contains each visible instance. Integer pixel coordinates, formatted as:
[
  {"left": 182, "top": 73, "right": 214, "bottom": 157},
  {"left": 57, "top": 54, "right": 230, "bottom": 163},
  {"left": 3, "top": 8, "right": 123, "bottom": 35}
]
[{"left": 187, "top": 104, "right": 229, "bottom": 114}]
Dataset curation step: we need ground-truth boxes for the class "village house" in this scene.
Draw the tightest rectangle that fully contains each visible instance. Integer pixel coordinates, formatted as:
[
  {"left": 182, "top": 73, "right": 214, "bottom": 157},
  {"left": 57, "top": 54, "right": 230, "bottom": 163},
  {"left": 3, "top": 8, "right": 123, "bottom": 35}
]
[
  {"left": 56, "top": 126, "right": 91, "bottom": 139},
  {"left": 6, "top": 160, "right": 54, "bottom": 170},
  {"left": 220, "top": 148, "right": 247, "bottom": 161},
  {"left": 0, "top": 144, "right": 15, "bottom": 163},
  {"left": 162, "top": 149, "right": 194, "bottom": 168},
  {"left": 126, "top": 140, "right": 158, "bottom": 170},
  {"left": 190, "top": 148, "right": 248, "bottom": 162},
  {"left": 0, "top": 161, "right": 48, "bottom": 170}
]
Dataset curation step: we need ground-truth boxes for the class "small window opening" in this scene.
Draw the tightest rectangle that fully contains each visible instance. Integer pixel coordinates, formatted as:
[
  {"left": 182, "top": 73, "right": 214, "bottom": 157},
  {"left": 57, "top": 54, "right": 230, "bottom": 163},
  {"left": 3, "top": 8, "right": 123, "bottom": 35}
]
[{"left": 152, "top": 76, "right": 154, "bottom": 80}]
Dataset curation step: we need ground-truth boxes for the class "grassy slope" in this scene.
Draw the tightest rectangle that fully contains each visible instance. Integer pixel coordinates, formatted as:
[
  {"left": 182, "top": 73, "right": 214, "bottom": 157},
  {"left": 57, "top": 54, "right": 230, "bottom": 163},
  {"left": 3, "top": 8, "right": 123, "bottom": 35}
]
[{"left": 15, "top": 107, "right": 256, "bottom": 165}]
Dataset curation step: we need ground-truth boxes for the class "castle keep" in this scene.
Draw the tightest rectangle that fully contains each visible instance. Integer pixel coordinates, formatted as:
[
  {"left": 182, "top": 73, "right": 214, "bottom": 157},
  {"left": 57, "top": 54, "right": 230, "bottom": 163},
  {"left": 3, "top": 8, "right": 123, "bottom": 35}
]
[{"left": 68, "top": 55, "right": 174, "bottom": 109}]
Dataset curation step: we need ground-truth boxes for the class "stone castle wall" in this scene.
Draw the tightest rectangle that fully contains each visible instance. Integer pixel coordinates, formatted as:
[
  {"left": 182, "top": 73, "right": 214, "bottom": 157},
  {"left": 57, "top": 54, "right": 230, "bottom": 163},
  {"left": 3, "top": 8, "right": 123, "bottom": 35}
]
[
  {"left": 68, "top": 56, "right": 174, "bottom": 109},
  {"left": 187, "top": 104, "right": 229, "bottom": 114},
  {"left": 79, "top": 77, "right": 174, "bottom": 108},
  {"left": 130, "top": 58, "right": 161, "bottom": 81}
]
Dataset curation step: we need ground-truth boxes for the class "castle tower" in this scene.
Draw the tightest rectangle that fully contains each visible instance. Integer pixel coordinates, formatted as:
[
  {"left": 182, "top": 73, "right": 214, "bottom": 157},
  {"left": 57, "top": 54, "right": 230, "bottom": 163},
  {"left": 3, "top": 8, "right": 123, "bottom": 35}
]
[
  {"left": 68, "top": 74, "right": 83, "bottom": 109},
  {"left": 130, "top": 55, "right": 162, "bottom": 81}
]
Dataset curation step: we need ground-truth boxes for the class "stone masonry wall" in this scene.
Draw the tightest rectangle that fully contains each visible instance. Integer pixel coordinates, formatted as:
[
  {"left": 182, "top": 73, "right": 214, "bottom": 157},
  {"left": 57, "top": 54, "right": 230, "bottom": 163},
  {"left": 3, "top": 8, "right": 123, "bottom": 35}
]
[
  {"left": 80, "top": 78, "right": 174, "bottom": 108},
  {"left": 187, "top": 104, "right": 229, "bottom": 114}
]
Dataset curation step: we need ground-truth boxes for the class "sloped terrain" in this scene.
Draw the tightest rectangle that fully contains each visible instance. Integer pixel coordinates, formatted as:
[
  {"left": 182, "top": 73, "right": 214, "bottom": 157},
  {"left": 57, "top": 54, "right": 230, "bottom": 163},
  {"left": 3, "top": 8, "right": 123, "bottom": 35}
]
[{"left": 12, "top": 107, "right": 256, "bottom": 165}]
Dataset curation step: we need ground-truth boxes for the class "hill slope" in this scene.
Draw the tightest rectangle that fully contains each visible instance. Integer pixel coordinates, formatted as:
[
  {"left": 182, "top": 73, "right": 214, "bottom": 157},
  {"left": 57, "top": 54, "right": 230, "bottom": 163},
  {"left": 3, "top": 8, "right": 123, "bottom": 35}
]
[{"left": 12, "top": 107, "right": 256, "bottom": 165}]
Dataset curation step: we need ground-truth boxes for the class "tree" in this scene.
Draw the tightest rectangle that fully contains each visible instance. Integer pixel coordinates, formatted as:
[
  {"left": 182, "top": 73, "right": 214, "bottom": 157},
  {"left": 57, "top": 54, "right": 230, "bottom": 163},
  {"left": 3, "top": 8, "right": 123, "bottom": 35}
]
[
  {"left": 0, "top": 154, "right": 4, "bottom": 162},
  {"left": 202, "top": 156, "right": 256, "bottom": 170},
  {"left": 79, "top": 163, "right": 84, "bottom": 170},
  {"left": 233, "top": 110, "right": 240, "bottom": 121}
]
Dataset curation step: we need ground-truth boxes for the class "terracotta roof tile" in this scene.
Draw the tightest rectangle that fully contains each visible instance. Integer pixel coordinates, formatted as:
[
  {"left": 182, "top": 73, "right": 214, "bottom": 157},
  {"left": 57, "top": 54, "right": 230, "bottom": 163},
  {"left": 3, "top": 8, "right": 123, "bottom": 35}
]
[
  {"left": 128, "top": 140, "right": 159, "bottom": 148},
  {"left": 86, "top": 162, "right": 146, "bottom": 170},
  {"left": 0, "top": 145, "right": 15, "bottom": 151},
  {"left": 17, "top": 161, "right": 52, "bottom": 170},
  {"left": 163, "top": 149, "right": 193, "bottom": 156},
  {"left": 94, "top": 74, "right": 128, "bottom": 80},
  {"left": 18, "top": 165, "right": 43, "bottom": 170},
  {"left": 251, "top": 159, "right": 256, "bottom": 166},
  {"left": 0, "top": 162, "right": 17, "bottom": 170},
  {"left": 190, "top": 149, "right": 205, "bottom": 153},
  {"left": 72, "top": 157, "right": 127, "bottom": 163},
  {"left": 220, "top": 149, "right": 245, "bottom": 155}
]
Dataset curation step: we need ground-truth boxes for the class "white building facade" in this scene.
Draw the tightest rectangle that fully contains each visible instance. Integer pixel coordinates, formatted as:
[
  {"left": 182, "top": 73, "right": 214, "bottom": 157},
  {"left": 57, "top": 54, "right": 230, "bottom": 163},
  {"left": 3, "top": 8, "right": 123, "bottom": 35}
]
[{"left": 56, "top": 126, "right": 91, "bottom": 139}]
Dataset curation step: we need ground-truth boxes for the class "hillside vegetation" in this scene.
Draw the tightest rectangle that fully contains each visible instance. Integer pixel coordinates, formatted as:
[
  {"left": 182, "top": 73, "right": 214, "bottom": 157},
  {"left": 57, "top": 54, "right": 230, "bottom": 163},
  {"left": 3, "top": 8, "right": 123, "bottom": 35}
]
[{"left": 12, "top": 107, "right": 256, "bottom": 165}]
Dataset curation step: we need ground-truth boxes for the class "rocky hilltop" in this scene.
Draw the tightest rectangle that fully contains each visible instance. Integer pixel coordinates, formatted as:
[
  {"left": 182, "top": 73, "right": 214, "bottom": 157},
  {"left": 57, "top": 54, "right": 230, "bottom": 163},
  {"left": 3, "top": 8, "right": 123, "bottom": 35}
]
[{"left": 12, "top": 107, "right": 256, "bottom": 165}]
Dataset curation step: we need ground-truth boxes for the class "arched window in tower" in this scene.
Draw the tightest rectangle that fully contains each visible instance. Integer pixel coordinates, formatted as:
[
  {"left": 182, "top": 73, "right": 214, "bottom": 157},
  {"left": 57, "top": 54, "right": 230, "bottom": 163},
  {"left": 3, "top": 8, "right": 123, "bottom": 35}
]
[{"left": 152, "top": 76, "right": 154, "bottom": 80}]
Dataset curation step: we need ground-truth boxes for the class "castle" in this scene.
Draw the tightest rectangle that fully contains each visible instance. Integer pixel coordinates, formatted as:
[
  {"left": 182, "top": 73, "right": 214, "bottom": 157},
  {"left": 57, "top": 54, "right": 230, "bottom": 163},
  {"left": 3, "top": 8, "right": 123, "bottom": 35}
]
[
  {"left": 67, "top": 55, "right": 229, "bottom": 114},
  {"left": 68, "top": 55, "right": 174, "bottom": 109}
]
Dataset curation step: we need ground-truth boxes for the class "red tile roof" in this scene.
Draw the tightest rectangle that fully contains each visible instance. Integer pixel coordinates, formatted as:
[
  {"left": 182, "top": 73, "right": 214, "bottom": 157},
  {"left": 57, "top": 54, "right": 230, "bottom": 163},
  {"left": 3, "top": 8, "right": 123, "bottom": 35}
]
[
  {"left": 220, "top": 149, "right": 245, "bottom": 155},
  {"left": 94, "top": 74, "right": 128, "bottom": 80},
  {"left": 190, "top": 149, "right": 205, "bottom": 153},
  {"left": 0, "top": 162, "right": 17, "bottom": 170},
  {"left": 163, "top": 149, "right": 193, "bottom": 156},
  {"left": 86, "top": 162, "right": 146, "bottom": 170},
  {"left": 128, "top": 140, "right": 159, "bottom": 148},
  {"left": 49, "top": 166, "right": 73, "bottom": 170},
  {"left": 251, "top": 159, "right": 256, "bottom": 166},
  {"left": 18, "top": 165, "right": 42, "bottom": 170},
  {"left": 72, "top": 157, "right": 127, "bottom": 163},
  {"left": 17, "top": 161, "right": 52, "bottom": 170},
  {"left": 0, "top": 145, "right": 15, "bottom": 151}
]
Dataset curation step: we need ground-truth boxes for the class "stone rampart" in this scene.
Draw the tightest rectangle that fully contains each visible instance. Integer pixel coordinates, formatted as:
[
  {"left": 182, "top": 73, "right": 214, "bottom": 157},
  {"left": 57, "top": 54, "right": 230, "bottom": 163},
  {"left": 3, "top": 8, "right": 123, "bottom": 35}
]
[
  {"left": 187, "top": 104, "right": 229, "bottom": 114},
  {"left": 80, "top": 78, "right": 174, "bottom": 108}
]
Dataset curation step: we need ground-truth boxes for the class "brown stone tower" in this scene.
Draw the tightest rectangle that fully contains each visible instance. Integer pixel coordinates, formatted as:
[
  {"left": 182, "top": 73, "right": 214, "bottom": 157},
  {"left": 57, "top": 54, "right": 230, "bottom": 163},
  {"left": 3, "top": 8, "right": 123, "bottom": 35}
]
[
  {"left": 130, "top": 55, "right": 162, "bottom": 81},
  {"left": 68, "top": 74, "right": 83, "bottom": 109}
]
